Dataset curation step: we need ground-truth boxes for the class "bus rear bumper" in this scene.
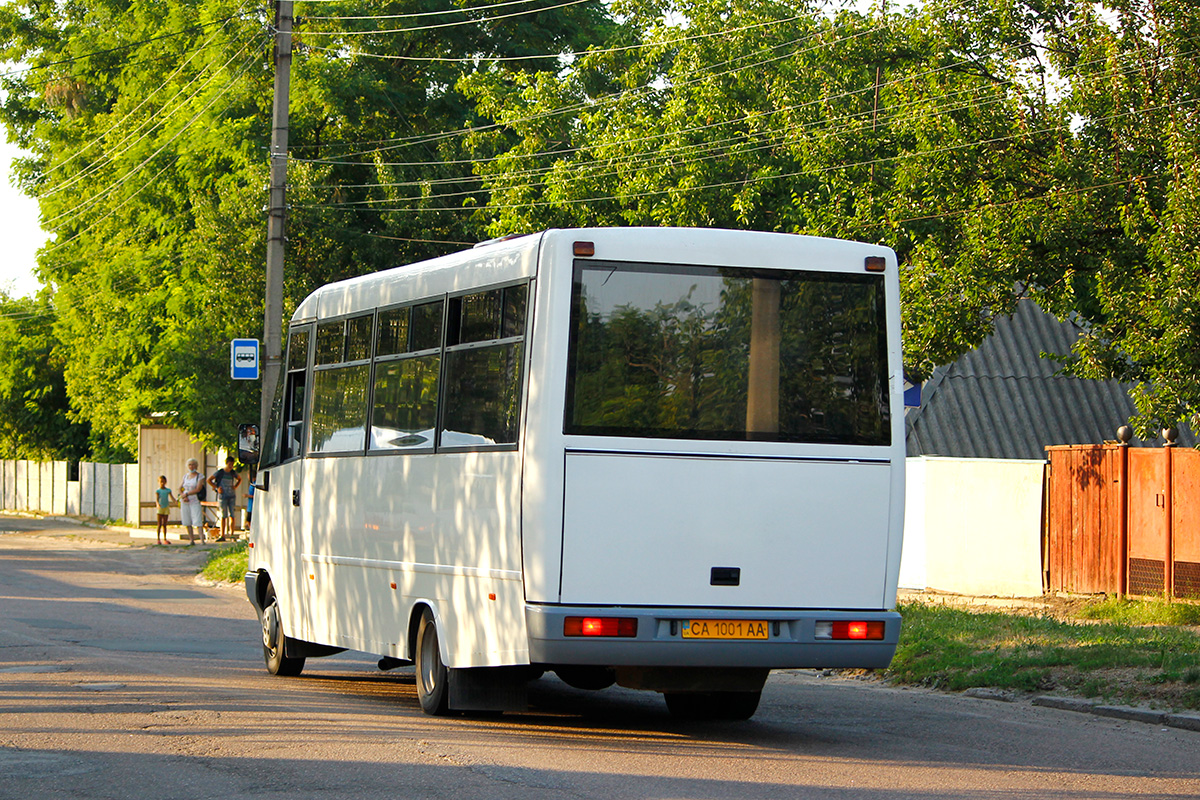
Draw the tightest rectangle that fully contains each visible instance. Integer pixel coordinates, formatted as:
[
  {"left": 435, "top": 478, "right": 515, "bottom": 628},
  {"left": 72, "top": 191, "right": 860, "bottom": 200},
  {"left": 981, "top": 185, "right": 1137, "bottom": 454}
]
[{"left": 526, "top": 605, "right": 901, "bottom": 669}]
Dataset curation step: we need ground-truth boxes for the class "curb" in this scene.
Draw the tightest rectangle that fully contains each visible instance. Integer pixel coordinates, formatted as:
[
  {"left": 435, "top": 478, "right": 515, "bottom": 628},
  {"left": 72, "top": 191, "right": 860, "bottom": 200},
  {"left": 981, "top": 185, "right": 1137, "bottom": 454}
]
[{"left": 1033, "top": 695, "right": 1200, "bottom": 732}]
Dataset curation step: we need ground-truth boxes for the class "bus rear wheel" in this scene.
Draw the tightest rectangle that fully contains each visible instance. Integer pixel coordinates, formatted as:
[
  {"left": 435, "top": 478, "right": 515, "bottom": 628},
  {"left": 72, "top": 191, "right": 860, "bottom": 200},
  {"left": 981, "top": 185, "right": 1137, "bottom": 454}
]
[
  {"left": 261, "top": 583, "right": 305, "bottom": 677},
  {"left": 664, "top": 690, "right": 761, "bottom": 721},
  {"left": 415, "top": 608, "right": 450, "bottom": 715}
]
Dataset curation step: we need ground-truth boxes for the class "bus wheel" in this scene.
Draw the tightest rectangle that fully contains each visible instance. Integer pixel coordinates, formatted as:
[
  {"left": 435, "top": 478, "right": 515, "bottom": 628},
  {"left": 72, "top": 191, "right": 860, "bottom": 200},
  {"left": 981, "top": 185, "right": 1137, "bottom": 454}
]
[
  {"left": 415, "top": 608, "right": 449, "bottom": 715},
  {"left": 261, "top": 583, "right": 305, "bottom": 677},
  {"left": 664, "top": 690, "right": 761, "bottom": 721}
]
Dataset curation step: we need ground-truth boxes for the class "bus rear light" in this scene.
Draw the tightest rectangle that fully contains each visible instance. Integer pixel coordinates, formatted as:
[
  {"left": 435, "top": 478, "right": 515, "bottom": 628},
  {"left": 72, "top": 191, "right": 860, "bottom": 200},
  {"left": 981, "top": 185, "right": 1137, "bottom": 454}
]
[
  {"left": 573, "top": 241, "right": 595, "bottom": 257},
  {"left": 814, "top": 620, "right": 885, "bottom": 640},
  {"left": 564, "top": 616, "right": 637, "bottom": 637},
  {"left": 864, "top": 256, "right": 887, "bottom": 272}
]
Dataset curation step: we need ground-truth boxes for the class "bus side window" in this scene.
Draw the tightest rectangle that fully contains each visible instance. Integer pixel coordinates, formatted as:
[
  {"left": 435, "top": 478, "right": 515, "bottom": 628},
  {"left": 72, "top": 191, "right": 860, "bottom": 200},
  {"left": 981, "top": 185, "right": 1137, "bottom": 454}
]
[
  {"left": 310, "top": 316, "right": 372, "bottom": 454},
  {"left": 440, "top": 283, "right": 527, "bottom": 448},
  {"left": 370, "top": 300, "right": 444, "bottom": 452},
  {"left": 282, "top": 328, "right": 310, "bottom": 461}
]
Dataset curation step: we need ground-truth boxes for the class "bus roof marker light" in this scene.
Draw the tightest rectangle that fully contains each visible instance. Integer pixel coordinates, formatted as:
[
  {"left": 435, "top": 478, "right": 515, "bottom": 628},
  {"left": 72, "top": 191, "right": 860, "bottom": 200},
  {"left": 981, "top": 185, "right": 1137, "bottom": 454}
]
[
  {"left": 864, "top": 256, "right": 887, "bottom": 272},
  {"left": 573, "top": 241, "right": 595, "bottom": 257}
]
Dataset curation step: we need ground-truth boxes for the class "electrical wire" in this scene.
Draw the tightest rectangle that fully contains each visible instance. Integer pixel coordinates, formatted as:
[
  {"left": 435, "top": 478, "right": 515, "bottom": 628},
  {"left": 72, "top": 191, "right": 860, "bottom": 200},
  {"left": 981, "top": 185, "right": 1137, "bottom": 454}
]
[
  {"left": 289, "top": 0, "right": 593, "bottom": 36},
  {"left": 0, "top": 12, "right": 255, "bottom": 82},
  {"left": 291, "top": 94, "right": 1200, "bottom": 215},
  {"left": 302, "top": 0, "right": 578, "bottom": 21},
  {"left": 42, "top": 55, "right": 262, "bottom": 245},
  {"left": 43, "top": 31, "right": 258, "bottom": 192}
]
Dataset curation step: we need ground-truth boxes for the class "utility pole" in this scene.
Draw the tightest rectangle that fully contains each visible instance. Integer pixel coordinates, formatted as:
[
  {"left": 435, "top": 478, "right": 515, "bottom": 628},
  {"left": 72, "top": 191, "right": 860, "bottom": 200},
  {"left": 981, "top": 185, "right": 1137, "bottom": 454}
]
[{"left": 260, "top": 0, "right": 293, "bottom": 437}]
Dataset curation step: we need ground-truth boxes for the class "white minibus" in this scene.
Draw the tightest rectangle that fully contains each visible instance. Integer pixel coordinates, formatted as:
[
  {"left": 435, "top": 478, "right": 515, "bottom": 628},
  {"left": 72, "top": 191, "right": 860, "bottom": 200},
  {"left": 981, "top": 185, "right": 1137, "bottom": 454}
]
[{"left": 246, "top": 227, "right": 904, "bottom": 719}]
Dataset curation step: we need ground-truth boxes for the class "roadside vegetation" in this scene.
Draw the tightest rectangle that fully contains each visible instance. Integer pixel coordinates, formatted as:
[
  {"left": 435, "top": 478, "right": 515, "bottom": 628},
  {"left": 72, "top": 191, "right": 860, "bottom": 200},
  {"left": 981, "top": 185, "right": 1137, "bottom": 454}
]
[
  {"left": 888, "top": 600, "right": 1200, "bottom": 711},
  {"left": 199, "top": 539, "right": 248, "bottom": 584}
]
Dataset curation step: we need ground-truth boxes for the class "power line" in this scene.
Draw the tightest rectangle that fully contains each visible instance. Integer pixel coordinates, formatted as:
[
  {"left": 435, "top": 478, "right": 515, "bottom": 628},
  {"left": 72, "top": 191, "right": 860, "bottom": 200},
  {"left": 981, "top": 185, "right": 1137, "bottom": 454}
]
[
  {"left": 298, "top": 8, "right": 815, "bottom": 64},
  {"left": 292, "top": 0, "right": 593, "bottom": 36},
  {"left": 42, "top": 56, "right": 262, "bottom": 249},
  {"left": 44, "top": 31, "right": 258, "bottom": 192},
  {"left": 291, "top": 94, "right": 1200, "bottom": 216},
  {"left": 40, "top": 46, "right": 260, "bottom": 227},
  {"left": 0, "top": 13, "right": 254, "bottom": 82},
  {"left": 302, "top": 0, "right": 575, "bottom": 22}
]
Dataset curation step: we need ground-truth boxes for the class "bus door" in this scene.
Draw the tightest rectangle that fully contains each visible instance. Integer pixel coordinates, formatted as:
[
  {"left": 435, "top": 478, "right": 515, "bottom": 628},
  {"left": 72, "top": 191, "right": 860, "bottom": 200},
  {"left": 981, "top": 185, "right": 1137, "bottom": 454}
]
[{"left": 271, "top": 323, "right": 313, "bottom": 640}]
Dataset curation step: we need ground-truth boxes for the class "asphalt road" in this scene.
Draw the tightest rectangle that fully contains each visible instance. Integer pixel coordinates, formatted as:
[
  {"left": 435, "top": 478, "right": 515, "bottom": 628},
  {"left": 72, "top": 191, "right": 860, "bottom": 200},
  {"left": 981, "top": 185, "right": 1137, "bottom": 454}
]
[{"left": 1, "top": 515, "right": 1198, "bottom": 800}]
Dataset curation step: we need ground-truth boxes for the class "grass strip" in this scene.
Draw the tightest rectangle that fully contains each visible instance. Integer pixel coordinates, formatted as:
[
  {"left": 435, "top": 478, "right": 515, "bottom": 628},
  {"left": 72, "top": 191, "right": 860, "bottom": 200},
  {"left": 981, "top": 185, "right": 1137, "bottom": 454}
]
[
  {"left": 199, "top": 539, "right": 249, "bottom": 583},
  {"left": 888, "top": 601, "right": 1200, "bottom": 710}
]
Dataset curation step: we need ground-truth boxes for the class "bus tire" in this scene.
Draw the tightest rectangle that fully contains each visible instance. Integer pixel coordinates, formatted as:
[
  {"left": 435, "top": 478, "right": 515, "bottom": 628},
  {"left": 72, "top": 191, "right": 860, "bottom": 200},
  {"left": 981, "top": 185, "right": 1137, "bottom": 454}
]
[
  {"left": 261, "top": 582, "right": 305, "bottom": 677},
  {"left": 415, "top": 608, "right": 450, "bottom": 715},
  {"left": 664, "top": 690, "right": 761, "bottom": 721}
]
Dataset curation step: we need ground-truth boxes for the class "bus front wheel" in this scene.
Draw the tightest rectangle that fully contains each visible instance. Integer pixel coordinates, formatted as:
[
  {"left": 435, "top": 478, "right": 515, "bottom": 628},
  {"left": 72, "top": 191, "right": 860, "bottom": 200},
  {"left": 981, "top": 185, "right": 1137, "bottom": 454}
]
[
  {"left": 415, "top": 608, "right": 450, "bottom": 715},
  {"left": 664, "top": 690, "right": 761, "bottom": 721},
  {"left": 261, "top": 582, "right": 305, "bottom": 677}
]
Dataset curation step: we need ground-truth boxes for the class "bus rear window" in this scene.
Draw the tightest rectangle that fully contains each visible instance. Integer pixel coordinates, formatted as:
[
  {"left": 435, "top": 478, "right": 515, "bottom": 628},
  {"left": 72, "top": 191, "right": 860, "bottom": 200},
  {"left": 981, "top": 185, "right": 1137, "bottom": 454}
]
[{"left": 564, "top": 260, "right": 890, "bottom": 445}]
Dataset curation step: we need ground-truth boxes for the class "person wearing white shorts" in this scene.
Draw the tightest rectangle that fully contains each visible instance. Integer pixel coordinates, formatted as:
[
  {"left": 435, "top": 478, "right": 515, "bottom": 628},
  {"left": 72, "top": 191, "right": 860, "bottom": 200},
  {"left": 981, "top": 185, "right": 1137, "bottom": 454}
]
[{"left": 179, "top": 459, "right": 207, "bottom": 544}]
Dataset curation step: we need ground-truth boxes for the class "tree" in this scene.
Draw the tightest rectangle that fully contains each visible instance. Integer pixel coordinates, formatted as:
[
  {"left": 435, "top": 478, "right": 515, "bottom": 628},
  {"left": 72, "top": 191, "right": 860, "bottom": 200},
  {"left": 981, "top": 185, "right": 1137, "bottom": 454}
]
[
  {"left": 0, "top": 0, "right": 616, "bottom": 452},
  {"left": 0, "top": 293, "right": 93, "bottom": 460},
  {"left": 467, "top": 0, "right": 1200, "bottom": 435}
]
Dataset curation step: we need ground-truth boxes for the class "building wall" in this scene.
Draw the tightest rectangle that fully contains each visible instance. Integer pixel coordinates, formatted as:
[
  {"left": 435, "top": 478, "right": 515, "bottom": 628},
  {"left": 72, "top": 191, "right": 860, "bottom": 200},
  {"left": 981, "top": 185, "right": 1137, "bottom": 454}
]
[
  {"left": 902, "top": 456, "right": 1046, "bottom": 597},
  {"left": 139, "top": 426, "right": 208, "bottom": 526}
]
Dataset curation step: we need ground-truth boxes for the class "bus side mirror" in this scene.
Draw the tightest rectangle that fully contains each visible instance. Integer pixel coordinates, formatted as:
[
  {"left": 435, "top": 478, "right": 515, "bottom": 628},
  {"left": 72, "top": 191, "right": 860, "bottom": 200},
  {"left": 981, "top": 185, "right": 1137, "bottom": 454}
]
[{"left": 238, "top": 423, "right": 261, "bottom": 466}]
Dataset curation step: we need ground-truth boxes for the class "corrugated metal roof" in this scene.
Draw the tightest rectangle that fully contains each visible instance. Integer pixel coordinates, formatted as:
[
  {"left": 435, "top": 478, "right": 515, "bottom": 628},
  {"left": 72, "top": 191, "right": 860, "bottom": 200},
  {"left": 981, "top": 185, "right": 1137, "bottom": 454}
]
[{"left": 905, "top": 299, "right": 1191, "bottom": 460}]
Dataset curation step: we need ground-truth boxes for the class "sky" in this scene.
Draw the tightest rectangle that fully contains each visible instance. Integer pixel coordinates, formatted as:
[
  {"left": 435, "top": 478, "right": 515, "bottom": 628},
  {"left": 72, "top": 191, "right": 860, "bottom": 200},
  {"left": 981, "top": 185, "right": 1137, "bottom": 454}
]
[{"left": 0, "top": 127, "right": 46, "bottom": 298}]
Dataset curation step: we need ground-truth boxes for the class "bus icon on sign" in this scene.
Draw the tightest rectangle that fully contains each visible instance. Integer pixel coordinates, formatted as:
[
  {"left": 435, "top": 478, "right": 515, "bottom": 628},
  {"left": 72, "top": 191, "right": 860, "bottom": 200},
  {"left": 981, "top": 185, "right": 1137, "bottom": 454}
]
[{"left": 231, "top": 339, "right": 259, "bottom": 380}]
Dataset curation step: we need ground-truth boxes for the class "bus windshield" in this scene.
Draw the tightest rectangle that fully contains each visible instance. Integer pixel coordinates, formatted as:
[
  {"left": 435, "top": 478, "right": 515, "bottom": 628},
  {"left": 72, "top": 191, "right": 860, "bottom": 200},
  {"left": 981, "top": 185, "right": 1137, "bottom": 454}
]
[{"left": 565, "top": 259, "right": 890, "bottom": 445}]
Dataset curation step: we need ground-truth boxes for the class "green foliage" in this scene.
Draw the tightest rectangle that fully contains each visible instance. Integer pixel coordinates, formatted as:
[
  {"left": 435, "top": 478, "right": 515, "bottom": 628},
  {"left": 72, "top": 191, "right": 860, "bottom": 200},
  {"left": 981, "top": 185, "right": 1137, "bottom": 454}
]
[
  {"left": 0, "top": 0, "right": 615, "bottom": 452},
  {"left": 890, "top": 602, "right": 1200, "bottom": 709},
  {"left": 465, "top": 0, "right": 1200, "bottom": 430},
  {"left": 0, "top": 293, "right": 90, "bottom": 459},
  {"left": 3, "top": 0, "right": 1200, "bottom": 447}
]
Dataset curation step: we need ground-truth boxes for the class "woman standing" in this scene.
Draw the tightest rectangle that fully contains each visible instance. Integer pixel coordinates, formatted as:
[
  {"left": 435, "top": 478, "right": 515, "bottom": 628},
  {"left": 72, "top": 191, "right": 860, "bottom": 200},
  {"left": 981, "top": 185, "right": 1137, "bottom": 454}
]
[{"left": 179, "top": 459, "right": 206, "bottom": 544}]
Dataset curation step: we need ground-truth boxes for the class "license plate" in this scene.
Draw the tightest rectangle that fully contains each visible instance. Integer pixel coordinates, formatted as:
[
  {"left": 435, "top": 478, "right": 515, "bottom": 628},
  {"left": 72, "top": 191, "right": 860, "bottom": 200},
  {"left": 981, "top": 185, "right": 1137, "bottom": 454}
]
[{"left": 681, "top": 619, "right": 769, "bottom": 640}]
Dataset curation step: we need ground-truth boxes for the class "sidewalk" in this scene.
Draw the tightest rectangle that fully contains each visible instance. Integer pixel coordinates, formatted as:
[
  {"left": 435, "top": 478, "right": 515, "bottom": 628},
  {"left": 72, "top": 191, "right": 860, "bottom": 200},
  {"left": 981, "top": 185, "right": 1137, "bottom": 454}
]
[{"left": 2, "top": 510, "right": 235, "bottom": 548}]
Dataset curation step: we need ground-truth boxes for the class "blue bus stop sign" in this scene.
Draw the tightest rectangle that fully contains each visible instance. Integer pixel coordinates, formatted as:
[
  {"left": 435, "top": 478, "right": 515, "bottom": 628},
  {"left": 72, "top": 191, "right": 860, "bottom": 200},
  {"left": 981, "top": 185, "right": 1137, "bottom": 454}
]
[
  {"left": 231, "top": 339, "right": 260, "bottom": 380},
  {"left": 903, "top": 380, "right": 921, "bottom": 408}
]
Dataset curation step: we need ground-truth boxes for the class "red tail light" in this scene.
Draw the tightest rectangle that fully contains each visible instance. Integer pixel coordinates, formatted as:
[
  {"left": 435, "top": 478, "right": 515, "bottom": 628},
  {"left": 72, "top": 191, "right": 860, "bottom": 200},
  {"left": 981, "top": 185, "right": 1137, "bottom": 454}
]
[
  {"left": 815, "top": 620, "right": 886, "bottom": 640},
  {"left": 564, "top": 617, "right": 637, "bottom": 637}
]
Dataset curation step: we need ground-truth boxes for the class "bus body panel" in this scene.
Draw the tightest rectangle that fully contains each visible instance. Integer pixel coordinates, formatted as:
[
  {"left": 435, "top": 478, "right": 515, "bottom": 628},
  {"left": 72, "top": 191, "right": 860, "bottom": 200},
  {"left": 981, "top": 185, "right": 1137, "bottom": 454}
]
[
  {"left": 559, "top": 452, "right": 891, "bottom": 608},
  {"left": 298, "top": 434, "right": 528, "bottom": 667}
]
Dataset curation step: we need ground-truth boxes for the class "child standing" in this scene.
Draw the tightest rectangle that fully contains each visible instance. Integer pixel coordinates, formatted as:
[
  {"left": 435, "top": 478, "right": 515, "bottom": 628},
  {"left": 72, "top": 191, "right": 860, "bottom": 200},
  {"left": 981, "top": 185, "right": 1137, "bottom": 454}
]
[{"left": 154, "top": 475, "right": 176, "bottom": 545}]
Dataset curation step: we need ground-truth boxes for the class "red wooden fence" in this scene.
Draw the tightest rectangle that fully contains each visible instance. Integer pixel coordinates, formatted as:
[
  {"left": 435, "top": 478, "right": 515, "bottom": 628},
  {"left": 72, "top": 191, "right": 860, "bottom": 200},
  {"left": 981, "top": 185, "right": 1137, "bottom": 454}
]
[{"left": 1046, "top": 444, "right": 1200, "bottom": 599}]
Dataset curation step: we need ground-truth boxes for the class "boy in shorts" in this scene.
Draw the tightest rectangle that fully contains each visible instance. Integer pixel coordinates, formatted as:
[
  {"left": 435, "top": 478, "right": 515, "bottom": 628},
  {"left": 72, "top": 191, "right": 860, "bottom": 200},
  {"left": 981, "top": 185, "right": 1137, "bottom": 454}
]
[{"left": 208, "top": 457, "right": 243, "bottom": 541}]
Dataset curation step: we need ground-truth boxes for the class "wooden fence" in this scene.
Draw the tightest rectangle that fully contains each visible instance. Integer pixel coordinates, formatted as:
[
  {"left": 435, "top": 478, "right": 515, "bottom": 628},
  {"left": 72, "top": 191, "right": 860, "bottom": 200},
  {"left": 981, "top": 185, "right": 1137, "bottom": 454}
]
[{"left": 1046, "top": 444, "right": 1200, "bottom": 599}]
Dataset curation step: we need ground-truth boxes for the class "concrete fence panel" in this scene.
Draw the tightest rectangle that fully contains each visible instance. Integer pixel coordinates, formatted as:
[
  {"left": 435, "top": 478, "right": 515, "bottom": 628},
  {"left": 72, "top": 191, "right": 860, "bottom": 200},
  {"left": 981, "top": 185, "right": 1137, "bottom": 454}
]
[
  {"left": 902, "top": 456, "right": 1046, "bottom": 597},
  {"left": 94, "top": 465, "right": 112, "bottom": 520},
  {"left": 80, "top": 462, "right": 96, "bottom": 517},
  {"left": 39, "top": 462, "right": 53, "bottom": 514},
  {"left": 52, "top": 462, "right": 68, "bottom": 515},
  {"left": 110, "top": 465, "right": 125, "bottom": 523},
  {"left": 2, "top": 460, "right": 13, "bottom": 509},
  {"left": 15, "top": 460, "right": 27, "bottom": 511}
]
